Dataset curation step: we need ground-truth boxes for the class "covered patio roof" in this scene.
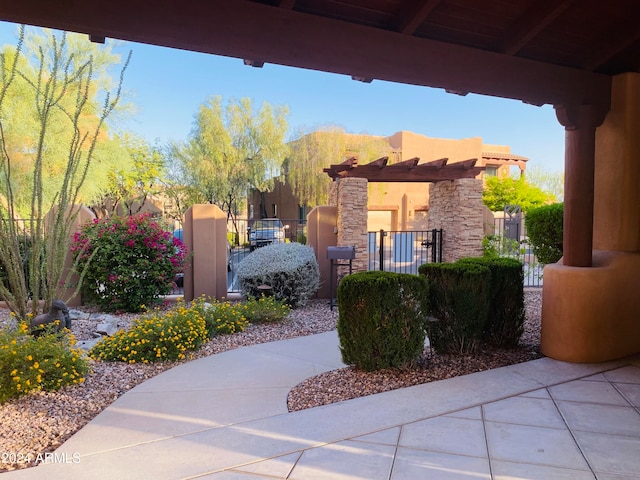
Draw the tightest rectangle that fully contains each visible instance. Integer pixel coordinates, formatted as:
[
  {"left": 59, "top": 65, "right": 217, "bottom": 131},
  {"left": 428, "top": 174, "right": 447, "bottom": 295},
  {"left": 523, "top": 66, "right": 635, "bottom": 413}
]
[{"left": 1, "top": 1, "right": 638, "bottom": 113}]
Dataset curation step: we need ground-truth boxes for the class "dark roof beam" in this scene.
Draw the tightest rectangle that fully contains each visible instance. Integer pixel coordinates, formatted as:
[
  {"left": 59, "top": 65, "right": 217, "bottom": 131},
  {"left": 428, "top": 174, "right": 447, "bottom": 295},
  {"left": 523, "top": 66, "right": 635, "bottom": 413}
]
[
  {"left": 390, "top": 0, "right": 441, "bottom": 35},
  {"left": 278, "top": 0, "right": 296, "bottom": 10},
  {"left": 580, "top": 13, "right": 640, "bottom": 71},
  {"left": 0, "top": 0, "right": 611, "bottom": 109},
  {"left": 497, "top": 0, "right": 573, "bottom": 56}
]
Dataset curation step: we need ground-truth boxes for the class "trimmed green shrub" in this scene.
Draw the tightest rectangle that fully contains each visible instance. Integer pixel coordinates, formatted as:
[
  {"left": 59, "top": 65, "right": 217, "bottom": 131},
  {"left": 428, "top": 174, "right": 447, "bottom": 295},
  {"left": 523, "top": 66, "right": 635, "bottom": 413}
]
[
  {"left": 525, "top": 203, "right": 563, "bottom": 264},
  {"left": 0, "top": 323, "right": 89, "bottom": 404},
  {"left": 237, "top": 243, "right": 320, "bottom": 308},
  {"left": 419, "top": 262, "right": 491, "bottom": 354},
  {"left": 457, "top": 257, "right": 525, "bottom": 348},
  {"left": 337, "top": 271, "right": 429, "bottom": 371}
]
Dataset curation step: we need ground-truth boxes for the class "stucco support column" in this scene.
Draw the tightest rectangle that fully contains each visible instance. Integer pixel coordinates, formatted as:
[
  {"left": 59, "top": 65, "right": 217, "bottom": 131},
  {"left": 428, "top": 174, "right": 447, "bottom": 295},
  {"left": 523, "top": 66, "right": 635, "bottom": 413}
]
[{"left": 555, "top": 104, "right": 607, "bottom": 267}]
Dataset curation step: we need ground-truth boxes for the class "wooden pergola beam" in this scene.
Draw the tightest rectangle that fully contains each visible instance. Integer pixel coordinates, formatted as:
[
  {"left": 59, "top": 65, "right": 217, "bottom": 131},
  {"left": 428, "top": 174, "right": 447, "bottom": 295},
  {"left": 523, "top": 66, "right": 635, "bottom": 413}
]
[{"left": 323, "top": 158, "right": 483, "bottom": 182}]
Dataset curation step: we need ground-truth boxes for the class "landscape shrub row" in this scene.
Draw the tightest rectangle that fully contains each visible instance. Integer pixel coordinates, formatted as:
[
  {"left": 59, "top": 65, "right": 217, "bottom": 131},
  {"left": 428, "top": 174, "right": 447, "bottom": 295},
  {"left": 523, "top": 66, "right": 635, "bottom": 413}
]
[
  {"left": 337, "top": 271, "right": 429, "bottom": 371},
  {"left": 419, "top": 257, "right": 524, "bottom": 353}
]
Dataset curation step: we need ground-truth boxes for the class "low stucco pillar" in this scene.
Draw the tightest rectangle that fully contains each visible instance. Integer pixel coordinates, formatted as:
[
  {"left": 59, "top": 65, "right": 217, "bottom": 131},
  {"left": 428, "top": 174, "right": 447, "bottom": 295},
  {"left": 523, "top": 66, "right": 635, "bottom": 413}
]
[
  {"left": 183, "top": 204, "right": 227, "bottom": 301},
  {"left": 307, "top": 205, "right": 338, "bottom": 299}
]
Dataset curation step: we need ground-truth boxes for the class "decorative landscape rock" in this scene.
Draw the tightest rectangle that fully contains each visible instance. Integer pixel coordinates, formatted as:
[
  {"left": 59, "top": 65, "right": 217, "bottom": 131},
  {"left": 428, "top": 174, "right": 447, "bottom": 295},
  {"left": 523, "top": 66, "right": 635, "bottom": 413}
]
[{"left": 30, "top": 299, "right": 70, "bottom": 336}]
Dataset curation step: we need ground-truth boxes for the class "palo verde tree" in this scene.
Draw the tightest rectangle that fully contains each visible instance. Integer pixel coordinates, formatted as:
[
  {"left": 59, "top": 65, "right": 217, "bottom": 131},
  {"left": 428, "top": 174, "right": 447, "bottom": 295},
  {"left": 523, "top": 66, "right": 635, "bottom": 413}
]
[
  {"left": 0, "top": 25, "right": 130, "bottom": 320},
  {"left": 284, "top": 126, "right": 391, "bottom": 208},
  {"left": 170, "top": 96, "right": 289, "bottom": 228}
]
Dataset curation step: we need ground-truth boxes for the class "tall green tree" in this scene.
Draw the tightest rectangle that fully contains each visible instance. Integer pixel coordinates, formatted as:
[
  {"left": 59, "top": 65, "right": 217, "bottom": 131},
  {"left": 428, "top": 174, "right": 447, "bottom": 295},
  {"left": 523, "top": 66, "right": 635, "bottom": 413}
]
[
  {"left": 171, "top": 96, "right": 289, "bottom": 224},
  {"left": 482, "top": 176, "right": 554, "bottom": 212},
  {"left": 285, "top": 126, "right": 391, "bottom": 208},
  {"left": 0, "top": 26, "right": 130, "bottom": 319}
]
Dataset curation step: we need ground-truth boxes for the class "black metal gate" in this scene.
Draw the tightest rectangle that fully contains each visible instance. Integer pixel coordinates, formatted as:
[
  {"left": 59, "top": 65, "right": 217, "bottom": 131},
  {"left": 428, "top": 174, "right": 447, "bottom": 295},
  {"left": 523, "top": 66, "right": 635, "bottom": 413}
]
[{"left": 368, "top": 229, "right": 443, "bottom": 274}]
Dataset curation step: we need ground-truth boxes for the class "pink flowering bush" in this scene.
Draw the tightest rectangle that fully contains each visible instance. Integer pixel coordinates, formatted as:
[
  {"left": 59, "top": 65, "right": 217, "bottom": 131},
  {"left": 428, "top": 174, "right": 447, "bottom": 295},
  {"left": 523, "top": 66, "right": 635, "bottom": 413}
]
[{"left": 71, "top": 214, "right": 186, "bottom": 313}]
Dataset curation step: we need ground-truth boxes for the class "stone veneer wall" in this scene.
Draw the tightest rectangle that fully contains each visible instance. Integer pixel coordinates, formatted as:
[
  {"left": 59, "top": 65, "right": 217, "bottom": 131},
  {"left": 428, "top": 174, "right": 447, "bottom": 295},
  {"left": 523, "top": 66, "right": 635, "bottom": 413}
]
[
  {"left": 336, "top": 177, "right": 369, "bottom": 272},
  {"left": 329, "top": 181, "right": 338, "bottom": 206},
  {"left": 427, "top": 178, "right": 484, "bottom": 262}
]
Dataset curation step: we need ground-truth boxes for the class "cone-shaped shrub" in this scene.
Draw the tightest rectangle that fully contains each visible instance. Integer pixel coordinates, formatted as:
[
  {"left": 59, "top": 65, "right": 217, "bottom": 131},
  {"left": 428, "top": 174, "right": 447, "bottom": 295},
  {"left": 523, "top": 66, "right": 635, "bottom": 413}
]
[{"left": 337, "top": 271, "right": 429, "bottom": 371}]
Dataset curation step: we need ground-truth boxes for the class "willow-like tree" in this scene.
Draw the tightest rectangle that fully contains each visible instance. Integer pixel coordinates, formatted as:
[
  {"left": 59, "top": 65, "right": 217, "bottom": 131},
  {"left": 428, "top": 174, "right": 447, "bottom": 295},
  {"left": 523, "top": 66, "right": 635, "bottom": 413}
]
[
  {"left": 285, "top": 126, "right": 391, "bottom": 208},
  {"left": 170, "top": 96, "right": 289, "bottom": 226},
  {"left": 0, "top": 26, "right": 130, "bottom": 319}
]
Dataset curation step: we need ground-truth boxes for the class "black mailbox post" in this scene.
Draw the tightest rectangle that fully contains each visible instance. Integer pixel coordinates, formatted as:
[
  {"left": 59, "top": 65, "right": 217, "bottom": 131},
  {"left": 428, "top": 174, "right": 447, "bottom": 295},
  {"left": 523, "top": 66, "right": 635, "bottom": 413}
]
[{"left": 327, "top": 246, "right": 356, "bottom": 310}]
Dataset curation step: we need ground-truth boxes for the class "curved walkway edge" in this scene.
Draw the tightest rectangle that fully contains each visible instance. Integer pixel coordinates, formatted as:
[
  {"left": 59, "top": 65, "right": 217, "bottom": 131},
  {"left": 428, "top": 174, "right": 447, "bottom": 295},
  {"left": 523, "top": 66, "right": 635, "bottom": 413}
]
[{"left": 4, "top": 331, "right": 640, "bottom": 480}]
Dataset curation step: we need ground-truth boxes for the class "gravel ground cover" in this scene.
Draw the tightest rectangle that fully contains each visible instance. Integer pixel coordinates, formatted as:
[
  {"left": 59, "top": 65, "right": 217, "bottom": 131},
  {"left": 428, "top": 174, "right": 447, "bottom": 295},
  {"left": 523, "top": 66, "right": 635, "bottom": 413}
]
[{"left": 0, "top": 291, "right": 542, "bottom": 471}]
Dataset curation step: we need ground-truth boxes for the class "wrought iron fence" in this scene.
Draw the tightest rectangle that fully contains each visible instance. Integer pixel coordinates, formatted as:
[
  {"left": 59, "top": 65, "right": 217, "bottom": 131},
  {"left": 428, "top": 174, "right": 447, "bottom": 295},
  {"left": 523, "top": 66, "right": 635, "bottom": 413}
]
[
  {"left": 368, "top": 229, "right": 443, "bottom": 274},
  {"left": 491, "top": 216, "right": 542, "bottom": 287}
]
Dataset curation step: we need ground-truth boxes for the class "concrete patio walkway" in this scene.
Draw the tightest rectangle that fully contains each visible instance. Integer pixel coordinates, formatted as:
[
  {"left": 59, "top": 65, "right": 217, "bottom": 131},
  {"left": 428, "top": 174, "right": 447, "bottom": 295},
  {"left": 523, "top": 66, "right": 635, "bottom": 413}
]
[{"left": 5, "top": 330, "right": 640, "bottom": 479}]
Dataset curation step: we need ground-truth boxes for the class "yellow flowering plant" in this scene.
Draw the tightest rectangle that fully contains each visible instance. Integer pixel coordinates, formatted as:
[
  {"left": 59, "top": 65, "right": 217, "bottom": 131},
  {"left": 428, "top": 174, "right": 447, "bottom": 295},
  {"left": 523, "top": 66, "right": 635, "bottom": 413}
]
[
  {"left": 242, "top": 295, "right": 290, "bottom": 324},
  {"left": 0, "top": 323, "right": 89, "bottom": 404},
  {"left": 89, "top": 300, "right": 208, "bottom": 363}
]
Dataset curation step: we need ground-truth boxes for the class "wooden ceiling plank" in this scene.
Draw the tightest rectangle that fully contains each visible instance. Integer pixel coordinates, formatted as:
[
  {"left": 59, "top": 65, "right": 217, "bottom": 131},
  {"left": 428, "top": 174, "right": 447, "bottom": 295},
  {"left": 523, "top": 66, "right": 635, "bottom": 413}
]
[
  {"left": 390, "top": 0, "right": 442, "bottom": 35},
  {"left": 0, "top": 0, "right": 611, "bottom": 109},
  {"left": 497, "top": 0, "right": 574, "bottom": 56},
  {"left": 581, "top": 13, "right": 640, "bottom": 71},
  {"left": 279, "top": 0, "right": 297, "bottom": 10}
]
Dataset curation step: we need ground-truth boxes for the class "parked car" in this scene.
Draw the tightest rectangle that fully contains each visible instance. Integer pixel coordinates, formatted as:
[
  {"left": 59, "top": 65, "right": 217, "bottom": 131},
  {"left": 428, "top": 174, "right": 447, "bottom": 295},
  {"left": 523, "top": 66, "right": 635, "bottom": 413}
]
[{"left": 248, "top": 218, "right": 288, "bottom": 251}]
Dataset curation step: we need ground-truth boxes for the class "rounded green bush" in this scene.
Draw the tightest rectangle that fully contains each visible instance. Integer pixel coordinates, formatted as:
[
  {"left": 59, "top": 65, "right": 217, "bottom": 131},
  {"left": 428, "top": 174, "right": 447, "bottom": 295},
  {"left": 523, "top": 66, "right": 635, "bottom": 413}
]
[
  {"left": 525, "top": 203, "right": 563, "bottom": 264},
  {"left": 337, "top": 271, "right": 429, "bottom": 371}
]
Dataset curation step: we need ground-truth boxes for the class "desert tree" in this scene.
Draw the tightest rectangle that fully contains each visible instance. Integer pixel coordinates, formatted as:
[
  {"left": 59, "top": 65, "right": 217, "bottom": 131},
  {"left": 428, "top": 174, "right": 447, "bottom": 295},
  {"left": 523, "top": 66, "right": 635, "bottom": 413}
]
[{"left": 0, "top": 25, "right": 130, "bottom": 319}]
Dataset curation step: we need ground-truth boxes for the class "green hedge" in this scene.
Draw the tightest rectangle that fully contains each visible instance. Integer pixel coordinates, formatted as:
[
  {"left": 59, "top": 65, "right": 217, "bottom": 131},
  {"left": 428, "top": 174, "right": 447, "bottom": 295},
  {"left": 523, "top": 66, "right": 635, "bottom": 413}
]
[
  {"left": 337, "top": 271, "right": 429, "bottom": 371},
  {"left": 418, "top": 262, "right": 491, "bottom": 354},
  {"left": 457, "top": 257, "right": 525, "bottom": 348},
  {"left": 526, "top": 203, "right": 563, "bottom": 264}
]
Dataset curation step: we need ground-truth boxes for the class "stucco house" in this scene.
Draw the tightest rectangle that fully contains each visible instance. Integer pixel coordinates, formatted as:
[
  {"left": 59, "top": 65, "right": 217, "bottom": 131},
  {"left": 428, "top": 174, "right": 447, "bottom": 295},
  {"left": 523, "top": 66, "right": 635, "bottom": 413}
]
[{"left": 249, "top": 130, "right": 528, "bottom": 232}]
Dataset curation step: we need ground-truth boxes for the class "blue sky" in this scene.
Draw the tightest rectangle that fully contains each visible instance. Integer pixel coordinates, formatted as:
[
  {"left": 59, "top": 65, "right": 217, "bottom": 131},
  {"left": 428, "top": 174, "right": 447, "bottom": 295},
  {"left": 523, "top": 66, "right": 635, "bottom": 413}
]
[{"left": 1, "top": 21, "right": 565, "bottom": 172}]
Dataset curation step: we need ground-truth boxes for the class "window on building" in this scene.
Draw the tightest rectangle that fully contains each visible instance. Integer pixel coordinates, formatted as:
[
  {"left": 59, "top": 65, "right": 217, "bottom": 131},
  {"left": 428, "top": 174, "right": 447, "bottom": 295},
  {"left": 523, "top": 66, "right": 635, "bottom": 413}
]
[
  {"left": 272, "top": 204, "right": 278, "bottom": 217},
  {"left": 485, "top": 166, "right": 498, "bottom": 177}
]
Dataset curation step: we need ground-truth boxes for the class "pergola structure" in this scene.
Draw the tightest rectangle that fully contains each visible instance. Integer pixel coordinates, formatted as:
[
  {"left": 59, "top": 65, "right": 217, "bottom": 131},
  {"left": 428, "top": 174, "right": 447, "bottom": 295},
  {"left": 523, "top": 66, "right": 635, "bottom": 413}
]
[
  {"left": 1, "top": 0, "right": 638, "bottom": 363},
  {"left": 323, "top": 156, "right": 485, "bottom": 182}
]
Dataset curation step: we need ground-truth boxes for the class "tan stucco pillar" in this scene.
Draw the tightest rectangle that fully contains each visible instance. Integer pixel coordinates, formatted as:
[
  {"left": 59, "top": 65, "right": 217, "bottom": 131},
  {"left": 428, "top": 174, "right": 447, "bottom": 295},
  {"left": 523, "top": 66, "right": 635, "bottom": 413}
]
[
  {"left": 183, "top": 204, "right": 227, "bottom": 301},
  {"left": 307, "top": 205, "right": 338, "bottom": 299},
  {"left": 555, "top": 104, "right": 602, "bottom": 267},
  {"left": 542, "top": 74, "right": 640, "bottom": 362}
]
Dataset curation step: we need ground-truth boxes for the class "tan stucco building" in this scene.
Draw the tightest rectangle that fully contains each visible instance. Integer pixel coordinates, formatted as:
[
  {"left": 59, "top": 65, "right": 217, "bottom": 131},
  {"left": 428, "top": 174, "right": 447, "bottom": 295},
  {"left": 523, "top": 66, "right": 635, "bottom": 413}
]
[{"left": 251, "top": 130, "right": 527, "bottom": 232}]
